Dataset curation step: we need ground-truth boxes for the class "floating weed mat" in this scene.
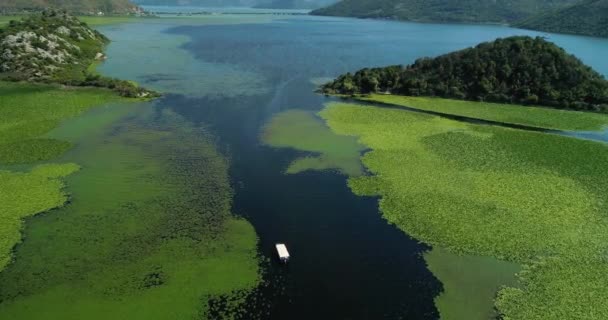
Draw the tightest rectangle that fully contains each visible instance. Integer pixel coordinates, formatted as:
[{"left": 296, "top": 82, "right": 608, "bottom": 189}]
[
  {"left": 320, "top": 102, "right": 608, "bottom": 319},
  {"left": 205, "top": 256, "right": 291, "bottom": 320},
  {"left": 0, "top": 107, "right": 260, "bottom": 319},
  {"left": 0, "top": 163, "right": 79, "bottom": 272},
  {"left": 205, "top": 288, "right": 264, "bottom": 320},
  {"left": 0, "top": 81, "right": 128, "bottom": 272},
  {"left": 360, "top": 94, "right": 608, "bottom": 131}
]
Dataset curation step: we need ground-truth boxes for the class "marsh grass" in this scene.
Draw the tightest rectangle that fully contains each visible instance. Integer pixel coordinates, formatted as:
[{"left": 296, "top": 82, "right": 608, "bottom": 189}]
[
  {"left": 0, "top": 106, "right": 260, "bottom": 319},
  {"left": 261, "top": 109, "right": 365, "bottom": 176},
  {"left": 0, "top": 81, "right": 122, "bottom": 164},
  {"left": 0, "top": 81, "right": 124, "bottom": 272},
  {"left": 320, "top": 102, "right": 608, "bottom": 319},
  {"left": 0, "top": 163, "right": 79, "bottom": 271},
  {"left": 78, "top": 16, "right": 139, "bottom": 26},
  {"left": 361, "top": 94, "right": 608, "bottom": 131}
]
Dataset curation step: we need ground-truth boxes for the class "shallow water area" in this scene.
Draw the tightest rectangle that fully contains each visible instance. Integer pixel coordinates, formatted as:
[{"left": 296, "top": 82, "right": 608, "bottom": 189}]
[{"left": 0, "top": 98, "right": 260, "bottom": 318}]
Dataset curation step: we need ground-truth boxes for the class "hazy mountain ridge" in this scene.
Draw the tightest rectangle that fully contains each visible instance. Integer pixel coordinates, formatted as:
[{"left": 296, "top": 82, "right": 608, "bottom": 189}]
[
  {"left": 311, "top": 0, "right": 579, "bottom": 24},
  {"left": 516, "top": 0, "right": 608, "bottom": 37},
  {"left": 255, "top": 0, "right": 338, "bottom": 9}
]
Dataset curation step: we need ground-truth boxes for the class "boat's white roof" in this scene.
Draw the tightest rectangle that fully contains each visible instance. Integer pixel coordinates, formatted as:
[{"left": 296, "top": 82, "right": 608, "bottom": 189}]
[{"left": 275, "top": 243, "right": 290, "bottom": 258}]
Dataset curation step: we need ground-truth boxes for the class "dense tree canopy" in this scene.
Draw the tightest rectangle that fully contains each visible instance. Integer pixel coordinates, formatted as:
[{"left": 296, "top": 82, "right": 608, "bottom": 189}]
[{"left": 322, "top": 36, "right": 608, "bottom": 112}]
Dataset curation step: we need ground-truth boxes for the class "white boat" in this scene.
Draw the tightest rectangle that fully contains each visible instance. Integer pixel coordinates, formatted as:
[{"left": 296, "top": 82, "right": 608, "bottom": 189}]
[{"left": 275, "top": 243, "right": 290, "bottom": 263}]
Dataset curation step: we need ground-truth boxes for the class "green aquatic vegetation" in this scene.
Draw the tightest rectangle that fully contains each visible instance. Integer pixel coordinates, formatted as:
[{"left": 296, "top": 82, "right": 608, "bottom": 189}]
[
  {"left": 361, "top": 94, "right": 608, "bottom": 131},
  {"left": 79, "top": 16, "right": 139, "bottom": 26},
  {"left": 0, "top": 81, "right": 123, "bottom": 164},
  {"left": 319, "top": 102, "right": 608, "bottom": 318},
  {"left": 0, "top": 163, "right": 79, "bottom": 271},
  {"left": 0, "top": 139, "right": 72, "bottom": 164},
  {"left": 496, "top": 256, "right": 608, "bottom": 319},
  {"left": 425, "top": 247, "right": 520, "bottom": 320},
  {"left": 0, "top": 106, "right": 260, "bottom": 319},
  {"left": 261, "top": 109, "right": 365, "bottom": 176}
]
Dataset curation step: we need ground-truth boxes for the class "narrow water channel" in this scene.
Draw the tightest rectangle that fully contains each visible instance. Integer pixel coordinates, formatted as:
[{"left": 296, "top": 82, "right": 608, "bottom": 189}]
[{"left": 97, "top": 14, "right": 608, "bottom": 318}]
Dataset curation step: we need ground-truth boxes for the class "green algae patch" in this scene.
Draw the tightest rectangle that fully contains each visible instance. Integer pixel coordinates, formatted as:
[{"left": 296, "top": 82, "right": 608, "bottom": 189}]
[
  {"left": 0, "top": 81, "right": 124, "bottom": 164},
  {"left": 0, "top": 163, "right": 79, "bottom": 271},
  {"left": 0, "top": 107, "right": 260, "bottom": 319},
  {"left": 78, "top": 16, "right": 139, "bottom": 26},
  {"left": 425, "top": 248, "right": 520, "bottom": 320},
  {"left": 319, "top": 102, "right": 608, "bottom": 319},
  {"left": 261, "top": 109, "right": 365, "bottom": 176},
  {"left": 361, "top": 94, "right": 608, "bottom": 131},
  {"left": 0, "top": 139, "right": 72, "bottom": 164}
]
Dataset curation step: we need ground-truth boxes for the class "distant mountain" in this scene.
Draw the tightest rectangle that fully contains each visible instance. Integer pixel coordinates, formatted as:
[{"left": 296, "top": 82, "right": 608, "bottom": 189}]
[
  {"left": 516, "top": 0, "right": 608, "bottom": 38},
  {"left": 311, "top": 0, "right": 579, "bottom": 24},
  {"left": 133, "top": 0, "right": 335, "bottom": 8},
  {"left": 255, "top": 0, "right": 338, "bottom": 9},
  {"left": 0, "top": 0, "right": 140, "bottom": 14},
  {"left": 321, "top": 36, "right": 608, "bottom": 112}
]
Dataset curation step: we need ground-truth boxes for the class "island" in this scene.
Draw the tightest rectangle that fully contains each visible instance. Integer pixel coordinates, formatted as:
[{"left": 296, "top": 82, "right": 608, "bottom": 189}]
[
  {"left": 321, "top": 36, "right": 608, "bottom": 112},
  {"left": 317, "top": 35, "right": 608, "bottom": 319}
]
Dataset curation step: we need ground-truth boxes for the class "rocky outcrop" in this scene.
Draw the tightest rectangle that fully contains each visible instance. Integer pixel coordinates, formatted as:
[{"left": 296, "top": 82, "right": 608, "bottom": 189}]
[{"left": 0, "top": 11, "right": 107, "bottom": 81}]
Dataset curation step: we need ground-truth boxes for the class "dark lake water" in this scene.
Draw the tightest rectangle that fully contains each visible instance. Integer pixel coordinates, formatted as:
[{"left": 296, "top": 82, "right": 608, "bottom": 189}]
[{"left": 95, "top": 14, "right": 608, "bottom": 319}]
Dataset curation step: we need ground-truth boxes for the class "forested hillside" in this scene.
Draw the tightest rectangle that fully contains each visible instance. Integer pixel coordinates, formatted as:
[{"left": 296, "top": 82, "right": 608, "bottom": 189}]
[
  {"left": 0, "top": 12, "right": 156, "bottom": 97},
  {"left": 517, "top": 0, "right": 608, "bottom": 38},
  {"left": 311, "top": 0, "right": 578, "bottom": 24},
  {"left": 0, "top": 0, "right": 140, "bottom": 14},
  {"left": 321, "top": 36, "right": 608, "bottom": 112}
]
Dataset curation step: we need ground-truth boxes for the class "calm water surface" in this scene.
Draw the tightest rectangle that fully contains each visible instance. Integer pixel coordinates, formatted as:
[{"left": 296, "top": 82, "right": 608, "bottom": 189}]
[{"left": 96, "top": 15, "right": 608, "bottom": 319}]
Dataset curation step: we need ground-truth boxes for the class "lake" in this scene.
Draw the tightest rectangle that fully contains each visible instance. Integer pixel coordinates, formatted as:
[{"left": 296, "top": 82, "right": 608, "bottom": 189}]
[{"left": 4, "top": 12, "right": 608, "bottom": 319}]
